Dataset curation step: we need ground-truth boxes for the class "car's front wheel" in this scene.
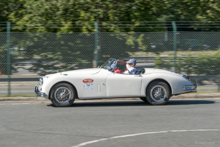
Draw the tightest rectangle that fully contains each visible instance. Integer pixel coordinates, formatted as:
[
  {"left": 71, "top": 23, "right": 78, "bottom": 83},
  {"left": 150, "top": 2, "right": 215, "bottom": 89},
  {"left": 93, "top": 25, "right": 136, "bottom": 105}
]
[
  {"left": 146, "top": 81, "right": 170, "bottom": 105},
  {"left": 50, "top": 83, "right": 76, "bottom": 107}
]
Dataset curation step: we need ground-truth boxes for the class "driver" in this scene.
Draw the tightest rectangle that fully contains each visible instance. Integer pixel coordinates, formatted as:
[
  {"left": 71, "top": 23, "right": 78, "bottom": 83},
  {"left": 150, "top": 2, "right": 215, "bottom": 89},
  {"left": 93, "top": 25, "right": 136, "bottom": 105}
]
[{"left": 117, "top": 59, "right": 137, "bottom": 74}]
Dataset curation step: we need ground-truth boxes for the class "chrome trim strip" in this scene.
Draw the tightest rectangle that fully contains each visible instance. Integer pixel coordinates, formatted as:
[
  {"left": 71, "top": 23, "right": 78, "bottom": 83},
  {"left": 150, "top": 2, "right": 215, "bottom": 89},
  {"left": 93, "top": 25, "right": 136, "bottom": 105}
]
[
  {"left": 183, "top": 79, "right": 197, "bottom": 91},
  {"left": 183, "top": 86, "right": 196, "bottom": 90}
]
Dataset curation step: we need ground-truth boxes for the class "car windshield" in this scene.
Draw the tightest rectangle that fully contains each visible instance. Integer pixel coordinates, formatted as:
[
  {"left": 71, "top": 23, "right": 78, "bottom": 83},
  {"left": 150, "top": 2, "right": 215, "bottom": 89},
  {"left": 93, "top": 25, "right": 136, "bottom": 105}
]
[{"left": 102, "top": 58, "right": 118, "bottom": 72}]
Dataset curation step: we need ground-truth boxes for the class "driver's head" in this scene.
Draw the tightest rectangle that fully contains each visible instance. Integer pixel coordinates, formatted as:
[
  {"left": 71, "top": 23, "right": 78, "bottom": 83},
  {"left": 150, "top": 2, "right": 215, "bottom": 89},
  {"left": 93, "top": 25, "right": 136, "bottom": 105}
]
[{"left": 126, "top": 59, "right": 136, "bottom": 67}]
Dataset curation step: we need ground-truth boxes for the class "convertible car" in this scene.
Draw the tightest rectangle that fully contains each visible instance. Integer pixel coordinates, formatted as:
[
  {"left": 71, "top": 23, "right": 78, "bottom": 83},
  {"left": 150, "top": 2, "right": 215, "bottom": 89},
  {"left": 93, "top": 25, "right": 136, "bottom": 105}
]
[{"left": 35, "top": 58, "right": 197, "bottom": 107}]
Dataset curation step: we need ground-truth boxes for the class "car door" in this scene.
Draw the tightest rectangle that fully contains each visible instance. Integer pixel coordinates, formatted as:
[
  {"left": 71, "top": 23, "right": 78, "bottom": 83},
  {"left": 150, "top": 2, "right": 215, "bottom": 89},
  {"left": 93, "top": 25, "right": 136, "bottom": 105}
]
[
  {"left": 75, "top": 69, "right": 110, "bottom": 99},
  {"left": 106, "top": 72, "right": 142, "bottom": 97}
]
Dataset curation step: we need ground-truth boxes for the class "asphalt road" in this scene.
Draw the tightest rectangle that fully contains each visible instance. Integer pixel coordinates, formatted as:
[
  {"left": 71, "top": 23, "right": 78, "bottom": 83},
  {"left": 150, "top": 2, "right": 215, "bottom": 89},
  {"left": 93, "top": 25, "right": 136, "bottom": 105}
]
[{"left": 0, "top": 99, "right": 220, "bottom": 147}]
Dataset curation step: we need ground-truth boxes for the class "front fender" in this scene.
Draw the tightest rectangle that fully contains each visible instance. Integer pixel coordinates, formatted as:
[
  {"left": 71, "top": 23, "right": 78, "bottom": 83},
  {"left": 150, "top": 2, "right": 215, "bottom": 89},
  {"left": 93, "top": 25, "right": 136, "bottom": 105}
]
[{"left": 41, "top": 75, "right": 79, "bottom": 98}]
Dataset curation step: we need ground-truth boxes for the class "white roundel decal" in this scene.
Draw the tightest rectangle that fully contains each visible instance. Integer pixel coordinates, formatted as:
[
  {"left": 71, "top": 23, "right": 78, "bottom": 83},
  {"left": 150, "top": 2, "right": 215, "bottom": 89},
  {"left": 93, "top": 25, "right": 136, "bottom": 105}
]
[{"left": 82, "top": 79, "right": 94, "bottom": 90}]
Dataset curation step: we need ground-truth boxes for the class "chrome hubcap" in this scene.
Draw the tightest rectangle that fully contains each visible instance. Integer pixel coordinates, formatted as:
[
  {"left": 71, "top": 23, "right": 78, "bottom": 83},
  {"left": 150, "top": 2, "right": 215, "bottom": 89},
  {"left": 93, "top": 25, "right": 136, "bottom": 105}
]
[
  {"left": 54, "top": 87, "right": 71, "bottom": 104},
  {"left": 60, "top": 92, "right": 66, "bottom": 98},
  {"left": 150, "top": 85, "right": 167, "bottom": 102}
]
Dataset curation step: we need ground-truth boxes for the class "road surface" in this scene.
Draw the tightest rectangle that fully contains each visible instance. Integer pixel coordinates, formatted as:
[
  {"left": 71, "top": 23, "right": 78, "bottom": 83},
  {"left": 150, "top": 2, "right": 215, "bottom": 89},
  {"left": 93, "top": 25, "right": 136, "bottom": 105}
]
[{"left": 0, "top": 99, "right": 219, "bottom": 147}]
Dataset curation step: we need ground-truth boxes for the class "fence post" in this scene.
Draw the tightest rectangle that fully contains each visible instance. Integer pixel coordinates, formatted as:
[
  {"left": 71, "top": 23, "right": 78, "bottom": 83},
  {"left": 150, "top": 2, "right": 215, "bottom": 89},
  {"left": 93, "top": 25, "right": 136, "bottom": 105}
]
[
  {"left": 7, "top": 22, "right": 11, "bottom": 96},
  {"left": 172, "top": 21, "right": 177, "bottom": 72},
  {"left": 94, "top": 22, "right": 99, "bottom": 68},
  {"left": 217, "top": 76, "right": 220, "bottom": 92}
]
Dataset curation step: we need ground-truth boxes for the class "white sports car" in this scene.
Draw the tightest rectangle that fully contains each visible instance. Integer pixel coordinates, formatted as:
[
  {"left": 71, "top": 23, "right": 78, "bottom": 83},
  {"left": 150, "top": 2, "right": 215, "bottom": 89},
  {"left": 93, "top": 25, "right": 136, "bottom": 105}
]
[{"left": 35, "top": 58, "right": 197, "bottom": 107}]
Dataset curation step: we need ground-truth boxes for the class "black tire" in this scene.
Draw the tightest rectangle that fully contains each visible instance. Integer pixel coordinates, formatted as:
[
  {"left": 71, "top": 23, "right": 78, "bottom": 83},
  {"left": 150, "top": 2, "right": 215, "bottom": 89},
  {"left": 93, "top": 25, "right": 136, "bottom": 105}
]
[
  {"left": 146, "top": 81, "right": 170, "bottom": 105},
  {"left": 139, "top": 97, "right": 149, "bottom": 103},
  {"left": 50, "top": 83, "right": 76, "bottom": 107}
]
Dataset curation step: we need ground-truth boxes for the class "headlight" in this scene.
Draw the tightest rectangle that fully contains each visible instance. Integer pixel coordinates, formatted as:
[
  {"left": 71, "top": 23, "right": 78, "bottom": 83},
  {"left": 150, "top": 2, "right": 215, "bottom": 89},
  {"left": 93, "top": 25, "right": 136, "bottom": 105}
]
[{"left": 39, "top": 77, "right": 43, "bottom": 85}]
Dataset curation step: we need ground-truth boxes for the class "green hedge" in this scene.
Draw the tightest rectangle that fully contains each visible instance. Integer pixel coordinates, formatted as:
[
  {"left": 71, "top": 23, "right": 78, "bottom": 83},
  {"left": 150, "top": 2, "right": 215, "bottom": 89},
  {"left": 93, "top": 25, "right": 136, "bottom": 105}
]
[{"left": 155, "top": 50, "right": 220, "bottom": 75}]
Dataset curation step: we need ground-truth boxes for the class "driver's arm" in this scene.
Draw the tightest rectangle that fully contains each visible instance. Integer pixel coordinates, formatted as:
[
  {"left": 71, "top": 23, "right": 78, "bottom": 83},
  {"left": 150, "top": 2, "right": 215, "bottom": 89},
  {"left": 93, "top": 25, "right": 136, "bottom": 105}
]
[{"left": 117, "top": 59, "right": 126, "bottom": 65}]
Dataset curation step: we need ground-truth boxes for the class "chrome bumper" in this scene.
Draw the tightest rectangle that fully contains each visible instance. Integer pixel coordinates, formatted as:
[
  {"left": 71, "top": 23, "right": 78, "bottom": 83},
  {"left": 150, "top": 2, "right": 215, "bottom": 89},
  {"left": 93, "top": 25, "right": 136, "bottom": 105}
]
[
  {"left": 35, "top": 85, "right": 47, "bottom": 98},
  {"left": 183, "top": 80, "right": 197, "bottom": 92}
]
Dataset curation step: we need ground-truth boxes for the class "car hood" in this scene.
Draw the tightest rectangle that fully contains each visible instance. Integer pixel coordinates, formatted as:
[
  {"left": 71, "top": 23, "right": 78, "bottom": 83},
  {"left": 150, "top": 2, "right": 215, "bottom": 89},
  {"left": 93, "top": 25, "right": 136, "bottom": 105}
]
[
  {"left": 62, "top": 68, "right": 101, "bottom": 75},
  {"left": 45, "top": 68, "right": 101, "bottom": 77}
]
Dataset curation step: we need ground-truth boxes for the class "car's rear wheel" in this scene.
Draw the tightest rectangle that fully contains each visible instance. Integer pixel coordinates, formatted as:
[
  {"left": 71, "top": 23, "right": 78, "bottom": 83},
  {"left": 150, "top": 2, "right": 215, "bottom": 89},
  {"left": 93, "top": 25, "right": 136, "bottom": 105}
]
[
  {"left": 50, "top": 83, "right": 76, "bottom": 107},
  {"left": 146, "top": 81, "right": 170, "bottom": 105}
]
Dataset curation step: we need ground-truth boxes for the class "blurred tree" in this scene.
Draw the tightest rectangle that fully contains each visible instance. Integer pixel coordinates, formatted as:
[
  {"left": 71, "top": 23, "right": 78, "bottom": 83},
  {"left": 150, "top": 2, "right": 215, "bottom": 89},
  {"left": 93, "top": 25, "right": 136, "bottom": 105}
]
[
  {"left": 6, "top": 0, "right": 167, "bottom": 74},
  {"left": 2, "top": 0, "right": 220, "bottom": 75},
  {"left": 0, "top": 0, "right": 25, "bottom": 75},
  {"left": 195, "top": 50, "right": 220, "bottom": 75},
  {"left": 9, "top": 0, "right": 164, "bottom": 32},
  {"left": 158, "top": 0, "right": 220, "bottom": 31},
  {"left": 0, "top": 0, "right": 24, "bottom": 30},
  {"left": 0, "top": 42, "right": 17, "bottom": 75}
]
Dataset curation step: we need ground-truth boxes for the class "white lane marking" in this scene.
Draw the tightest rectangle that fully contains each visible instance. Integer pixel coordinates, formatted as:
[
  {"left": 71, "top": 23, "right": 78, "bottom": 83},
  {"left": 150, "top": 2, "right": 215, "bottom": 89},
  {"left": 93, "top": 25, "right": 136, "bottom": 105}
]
[
  {"left": 111, "top": 131, "right": 168, "bottom": 139},
  {"left": 72, "top": 129, "right": 219, "bottom": 147}
]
